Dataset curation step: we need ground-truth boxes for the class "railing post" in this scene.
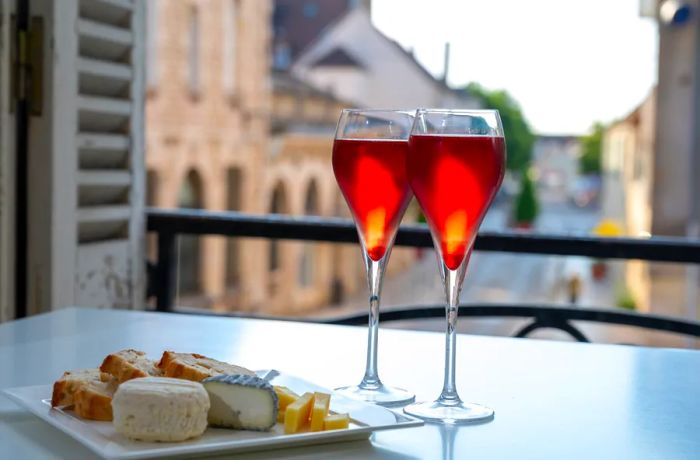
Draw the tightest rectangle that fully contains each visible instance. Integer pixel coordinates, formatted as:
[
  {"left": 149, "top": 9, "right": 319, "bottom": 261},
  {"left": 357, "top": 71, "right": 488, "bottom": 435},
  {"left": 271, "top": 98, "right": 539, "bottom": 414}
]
[{"left": 155, "top": 231, "right": 176, "bottom": 312}]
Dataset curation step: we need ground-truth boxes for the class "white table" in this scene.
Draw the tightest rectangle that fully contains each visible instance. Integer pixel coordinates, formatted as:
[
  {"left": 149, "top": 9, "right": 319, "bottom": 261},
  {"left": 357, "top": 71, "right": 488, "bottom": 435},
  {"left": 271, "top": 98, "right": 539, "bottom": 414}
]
[{"left": 1, "top": 308, "right": 699, "bottom": 459}]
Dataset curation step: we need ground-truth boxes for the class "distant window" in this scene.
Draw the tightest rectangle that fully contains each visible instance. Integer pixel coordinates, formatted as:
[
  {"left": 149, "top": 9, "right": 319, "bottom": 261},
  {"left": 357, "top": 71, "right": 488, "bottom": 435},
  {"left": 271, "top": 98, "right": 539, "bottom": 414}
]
[
  {"left": 304, "top": 180, "right": 319, "bottom": 215},
  {"left": 605, "top": 135, "right": 624, "bottom": 174},
  {"left": 226, "top": 167, "right": 243, "bottom": 288},
  {"left": 299, "top": 181, "right": 319, "bottom": 287},
  {"left": 187, "top": 6, "right": 200, "bottom": 96},
  {"left": 178, "top": 170, "right": 204, "bottom": 294},
  {"left": 269, "top": 184, "right": 287, "bottom": 272},
  {"left": 178, "top": 170, "right": 203, "bottom": 209},
  {"left": 146, "top": 0, "right": 159, "bottom": 89},
  {"left": 303, "top": 2, "right": 319, "bottom": 18},
  {"left": 633, "top": 153, "right": 644, "bottom": 181},
  {"left": 223, "top": 0, "right": 238, "bottom": 95},
  {"left": 298, "top": 246, "right": 314, "bottom": 287},
  {"left": 146, "top": 170, "right": 158, "bottom": 206}
]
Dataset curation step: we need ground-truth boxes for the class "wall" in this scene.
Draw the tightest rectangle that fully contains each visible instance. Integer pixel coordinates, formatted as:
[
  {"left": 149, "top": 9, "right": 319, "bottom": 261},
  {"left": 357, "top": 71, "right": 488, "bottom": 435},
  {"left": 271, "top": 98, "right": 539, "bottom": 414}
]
[
  {"left": 652, "top": 1, "right": 699, "bottom": 236},
  {"left": 146, "top": 0, "right": 408, "bottom": 315},
  {"left": 146, "top": 0, "right": 271, "bottom": 310}
]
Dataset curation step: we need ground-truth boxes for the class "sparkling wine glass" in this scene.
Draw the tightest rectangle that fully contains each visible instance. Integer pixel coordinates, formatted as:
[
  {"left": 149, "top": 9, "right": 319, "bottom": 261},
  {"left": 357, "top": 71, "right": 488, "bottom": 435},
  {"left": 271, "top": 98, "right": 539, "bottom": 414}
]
[
  {"left": 332, "top": 109, "right": 415, "bottom": 406},
  {"left": 404, "top": 109, "right": 506, "bottom": 423}
]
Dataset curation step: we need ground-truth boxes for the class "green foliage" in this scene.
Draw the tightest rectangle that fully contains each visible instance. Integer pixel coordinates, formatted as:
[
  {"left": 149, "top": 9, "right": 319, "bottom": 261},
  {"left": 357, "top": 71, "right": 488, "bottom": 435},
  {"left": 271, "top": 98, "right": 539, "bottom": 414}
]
[
  {"left": 615, "top": 286, "right": 637, "bottom": 310},
  {"left": 465, "top": 83, "right": 535, "bottom": 172},
  {"left": 579, "top": 122, "right": 605, "bottom": 174},
  {"left": 514, "top": 169, "right": 539, "bottom": 224}
]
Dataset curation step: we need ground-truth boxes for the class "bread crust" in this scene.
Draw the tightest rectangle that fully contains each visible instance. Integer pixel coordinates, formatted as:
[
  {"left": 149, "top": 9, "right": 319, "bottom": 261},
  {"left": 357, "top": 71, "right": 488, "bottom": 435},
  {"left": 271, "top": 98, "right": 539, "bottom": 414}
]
[
  {"left": 53, "top": 350, "right": 252, "bottom": 423},
  {"left": 51, "top": 369, "right": 110, "bottom": 407},
  {"left": 157, "top": 351, "right": 254, "bottom": 382},
  {"left": 100, "top": 349, "right": 161, "bottom": 383},
  {"left": 73, "top": 381, "right": 116, "bottom": 421}
]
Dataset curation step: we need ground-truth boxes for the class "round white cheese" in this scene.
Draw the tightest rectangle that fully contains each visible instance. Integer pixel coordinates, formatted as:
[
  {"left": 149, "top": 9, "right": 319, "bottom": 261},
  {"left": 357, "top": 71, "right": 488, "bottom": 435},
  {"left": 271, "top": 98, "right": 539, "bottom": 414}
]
[{"left": 112, "top": 377, "right": 210, "bottom": 442}]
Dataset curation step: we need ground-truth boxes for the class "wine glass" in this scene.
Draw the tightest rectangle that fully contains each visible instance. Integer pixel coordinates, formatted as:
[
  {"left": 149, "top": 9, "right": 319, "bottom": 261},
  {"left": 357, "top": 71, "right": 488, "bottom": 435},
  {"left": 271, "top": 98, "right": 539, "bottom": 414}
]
[
  {"left": 332, "top": 109, "right": 415, "bottom": 406},
  {"left": 403, "top": 109, "right": 506, "bottom": 423}
]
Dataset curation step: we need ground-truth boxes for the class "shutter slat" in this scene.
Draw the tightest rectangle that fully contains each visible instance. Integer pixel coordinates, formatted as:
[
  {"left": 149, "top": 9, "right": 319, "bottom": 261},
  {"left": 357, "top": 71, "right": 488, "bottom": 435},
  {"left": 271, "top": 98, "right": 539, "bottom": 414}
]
[
  {"left": 78, "top": 133, "right": 130, "bottom": 170},
  {"left": 77, "top": 18, "right": 132, "bottom": 45},
  {"left": 89, "top": 0, "right": 134, "bottom": 11},
  {"left": 78, "top": 170, "right": 131, "bottom": 186},
  {"left": 77, "top": 205, "right": 131, "bottom": 223},
  {"left": 78, "top": 95, "right": 131, "bottom": 115},
  {"left": 78, "top": 57, "right": 132, "bottom": 80},
  {"left": 77, "top": 133, "right": 129, "bottom": 150}
]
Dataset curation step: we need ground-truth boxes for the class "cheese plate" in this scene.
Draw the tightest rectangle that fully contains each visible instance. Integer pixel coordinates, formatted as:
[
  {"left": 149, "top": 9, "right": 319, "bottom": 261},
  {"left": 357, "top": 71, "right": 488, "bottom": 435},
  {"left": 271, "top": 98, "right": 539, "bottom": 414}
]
[{"left": 2, "top": 370, "right": 423, "bottom": 460}]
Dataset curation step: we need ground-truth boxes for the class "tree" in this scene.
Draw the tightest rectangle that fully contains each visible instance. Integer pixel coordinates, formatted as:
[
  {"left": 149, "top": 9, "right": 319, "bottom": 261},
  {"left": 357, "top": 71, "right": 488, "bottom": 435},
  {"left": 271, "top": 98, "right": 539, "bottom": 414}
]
[
  {"left": 579, "top": 122, "right": 605, "bottom": 174},
  {"left": 465, "top": 83, "right": 535, "bottom": 172},
  {"left": 514, "top": 169, "right": 539, "bottom": 225}
]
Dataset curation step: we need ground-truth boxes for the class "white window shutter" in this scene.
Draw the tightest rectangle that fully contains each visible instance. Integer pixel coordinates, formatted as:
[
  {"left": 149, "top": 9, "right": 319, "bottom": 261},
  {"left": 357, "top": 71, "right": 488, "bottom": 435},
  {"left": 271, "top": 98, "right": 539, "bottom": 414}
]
[{"left": 27, "top": 0, "right": 145, "bottom": 313}]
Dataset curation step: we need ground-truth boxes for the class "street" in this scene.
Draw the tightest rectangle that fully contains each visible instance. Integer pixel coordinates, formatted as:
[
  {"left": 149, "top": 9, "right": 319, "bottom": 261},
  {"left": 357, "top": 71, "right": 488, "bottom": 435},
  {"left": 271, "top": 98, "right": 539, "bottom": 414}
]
[
  {"left": 320, "top": 194, "right": 659, "bottom": 345},
  {"left": 332, "top": 196, "right": 605, "bottom": 310}
]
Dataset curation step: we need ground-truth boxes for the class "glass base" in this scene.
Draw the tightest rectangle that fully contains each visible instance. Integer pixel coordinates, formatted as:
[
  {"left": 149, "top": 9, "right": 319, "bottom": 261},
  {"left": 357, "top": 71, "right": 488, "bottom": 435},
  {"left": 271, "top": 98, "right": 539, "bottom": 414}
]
[
  {"left": 334, "top": 383, "right": 415, "bottom": 407},
  {"left": 404, "top": 400, "right": 494, "bottom": 424}
]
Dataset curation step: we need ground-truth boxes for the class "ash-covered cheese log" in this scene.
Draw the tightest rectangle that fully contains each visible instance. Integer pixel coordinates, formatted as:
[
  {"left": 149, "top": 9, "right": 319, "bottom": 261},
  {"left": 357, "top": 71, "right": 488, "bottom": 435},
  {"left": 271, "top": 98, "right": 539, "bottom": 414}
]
[{"left": 202, "top": 374, "right": 278, "bottom": 431}]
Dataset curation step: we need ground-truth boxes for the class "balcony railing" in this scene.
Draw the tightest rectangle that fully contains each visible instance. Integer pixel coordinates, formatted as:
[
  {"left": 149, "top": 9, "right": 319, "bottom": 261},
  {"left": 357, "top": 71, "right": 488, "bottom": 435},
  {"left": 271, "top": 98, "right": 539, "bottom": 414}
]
[{"left": 146, "top": 208, "right": 700, "bottom": 343}]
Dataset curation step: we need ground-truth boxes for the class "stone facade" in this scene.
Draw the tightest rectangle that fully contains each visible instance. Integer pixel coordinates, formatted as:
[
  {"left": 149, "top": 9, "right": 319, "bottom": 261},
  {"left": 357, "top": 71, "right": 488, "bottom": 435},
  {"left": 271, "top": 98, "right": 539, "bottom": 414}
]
[
  {"left": 602, "top": 89, "right": 699, "bottom": 340},
  {"left": 146, "top": 0, "right": 272, "bottom": 311},
  {"left": 145, "top": 0, "right": 414, "bottom": 314},
  {"left": 602, "top": 91, "right": 656, "bottom": 314}
]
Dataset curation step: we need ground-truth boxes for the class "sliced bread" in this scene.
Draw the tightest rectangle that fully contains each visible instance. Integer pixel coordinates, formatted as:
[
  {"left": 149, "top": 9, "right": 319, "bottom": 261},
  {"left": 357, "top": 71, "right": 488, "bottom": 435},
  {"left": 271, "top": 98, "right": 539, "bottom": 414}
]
[
  {"left": 51, "top": 368, "right": 111, "bottom": 408},
  {"left": 100, "top": 349, "right": 162, "bottom": 384},
  {"left": 157, "top": 351, "right": 254, "bottom": 382},
  {"left": 73, "top": 379, "right": 117, "bottom": 421}
]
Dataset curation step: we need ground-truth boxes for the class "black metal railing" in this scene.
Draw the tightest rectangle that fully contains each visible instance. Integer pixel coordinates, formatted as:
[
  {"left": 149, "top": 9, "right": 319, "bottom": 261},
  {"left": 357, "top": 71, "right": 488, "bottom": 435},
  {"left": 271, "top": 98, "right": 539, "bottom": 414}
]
[
  {"left": 147, "top": 208, "right": 700, "bottom": 343},
  {"left": 168, "top": 303, "right": 700, "bottom": 343}
]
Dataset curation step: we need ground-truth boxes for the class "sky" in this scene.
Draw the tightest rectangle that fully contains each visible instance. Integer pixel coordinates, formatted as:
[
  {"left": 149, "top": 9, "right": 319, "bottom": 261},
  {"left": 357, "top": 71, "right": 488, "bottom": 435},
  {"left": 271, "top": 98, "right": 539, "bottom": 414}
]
[{"left": 371, "top": 0, "right": 658, "bottom": 135}]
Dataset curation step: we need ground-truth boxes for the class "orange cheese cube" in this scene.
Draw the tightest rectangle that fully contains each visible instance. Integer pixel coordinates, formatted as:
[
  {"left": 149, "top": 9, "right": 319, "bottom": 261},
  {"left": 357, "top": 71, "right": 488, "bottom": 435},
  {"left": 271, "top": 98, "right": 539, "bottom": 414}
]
[
  {"left": 274, "top": 386, "right": 299, "bottom": 411},
  {"left": 277, "top": 409, "right": 286, "bottom": 423},
  {"left": 284, "top": 392, "right": 313, "bottom": 434},
  {"left": 310, "top": 392, "right": 331, "bottom": 432},
  {"left": 323, "top": 413, "right": 350, "bottom": 431}
]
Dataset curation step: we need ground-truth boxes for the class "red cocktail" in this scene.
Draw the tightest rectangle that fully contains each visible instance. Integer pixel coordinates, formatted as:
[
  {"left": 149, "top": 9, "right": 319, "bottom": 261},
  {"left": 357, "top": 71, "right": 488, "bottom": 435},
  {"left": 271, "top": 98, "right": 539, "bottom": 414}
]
[
  {"left": 333, "top": 138, "right": 412, "bottom": 262},
  {"left": 408, "top": 135, "right": 505, "bottom": 270},
  {"left": 332, "top": 110, "right": 415, "bottom": 406},
  {"left": 404, "top": 109, "right": 506, "bottom": 424}
]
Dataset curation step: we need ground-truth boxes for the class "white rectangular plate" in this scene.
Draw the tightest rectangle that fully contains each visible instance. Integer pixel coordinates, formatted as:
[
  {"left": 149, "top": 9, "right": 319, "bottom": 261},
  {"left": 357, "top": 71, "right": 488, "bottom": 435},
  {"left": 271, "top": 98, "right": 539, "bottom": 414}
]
[{"left": 2, "top": 370, "right": 422, "bottom": 460}]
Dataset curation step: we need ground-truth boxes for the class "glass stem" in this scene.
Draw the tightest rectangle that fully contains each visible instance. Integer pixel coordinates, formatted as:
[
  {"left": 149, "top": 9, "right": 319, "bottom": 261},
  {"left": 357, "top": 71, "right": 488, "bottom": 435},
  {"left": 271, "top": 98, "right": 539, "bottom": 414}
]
[
  {"left": 438, "top": 267, "right": 463, "bottom": 404},
  {"left": 359, "top": 255, "right": 385, "bottom": 390}
]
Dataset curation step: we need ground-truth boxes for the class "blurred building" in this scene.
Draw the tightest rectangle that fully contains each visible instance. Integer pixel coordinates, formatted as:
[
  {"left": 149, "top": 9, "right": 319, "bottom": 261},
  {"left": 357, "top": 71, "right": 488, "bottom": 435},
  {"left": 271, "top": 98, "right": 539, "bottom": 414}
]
[
  {"left": 601, "top": 90, "right": 656, "bottom": 313},
  {"left": 288, "top": 6, "right": 478, "bottom": 109},
  {"left": 532, "top": 135, "right": 581, "bottom": 201},
  {"left": 145, "top": 0, "right": 415, "bottom": 314},
  {"left": 266, "top": 71, "right": 363, "bottom": 313},
  {"left": 272, "top": 0, "right": 372, "bottom": 69},
  {"left": 600, "top": 2, "right": 700, "bottom": 327},
  {"left": 145, "top": 0, "right": 272, "bottom": 311},
  {"left": 602, "top": 92, "right": 656, "bottom": 240}
]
